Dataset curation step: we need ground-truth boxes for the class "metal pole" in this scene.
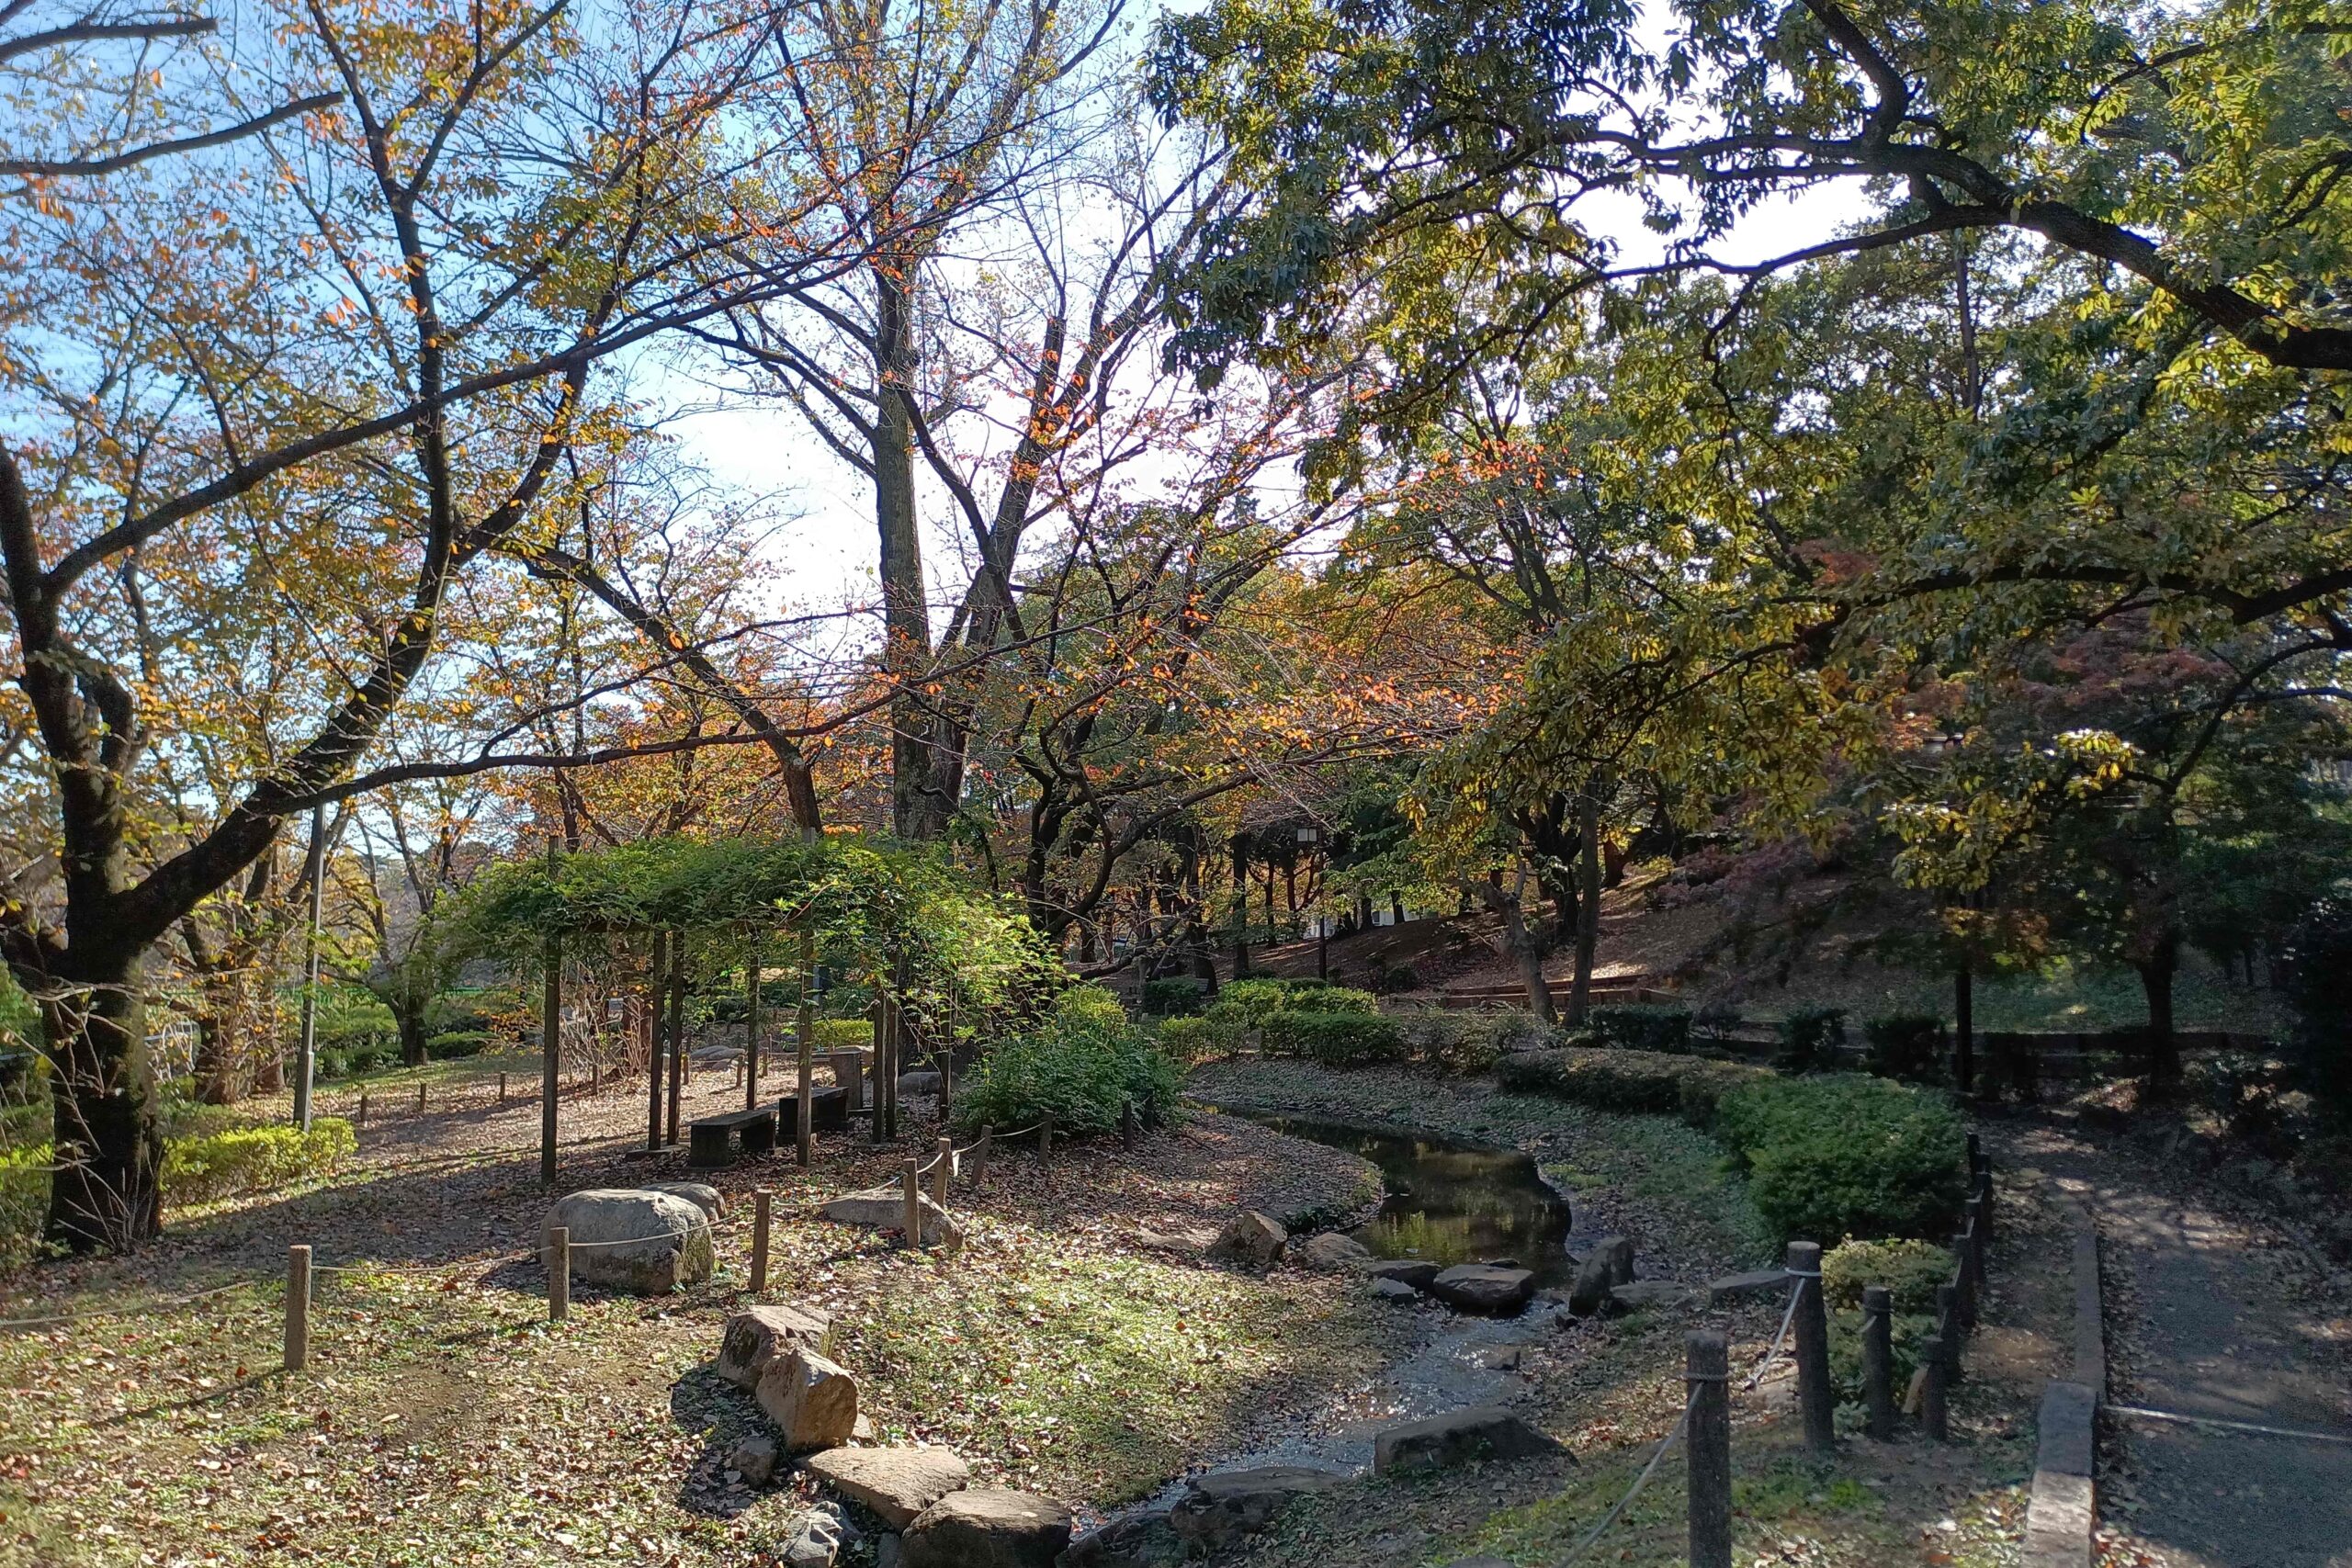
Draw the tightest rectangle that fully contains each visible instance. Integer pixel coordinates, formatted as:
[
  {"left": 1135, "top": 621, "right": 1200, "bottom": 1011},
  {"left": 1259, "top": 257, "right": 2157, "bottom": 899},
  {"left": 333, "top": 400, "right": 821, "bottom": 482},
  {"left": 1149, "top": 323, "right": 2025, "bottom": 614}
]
[
  {"left": 293, "top": 804, "right": 327, "bottom": 1133},
  {"left": 1686, "top": 1329, "right": 1731, "bottom": 1568}
]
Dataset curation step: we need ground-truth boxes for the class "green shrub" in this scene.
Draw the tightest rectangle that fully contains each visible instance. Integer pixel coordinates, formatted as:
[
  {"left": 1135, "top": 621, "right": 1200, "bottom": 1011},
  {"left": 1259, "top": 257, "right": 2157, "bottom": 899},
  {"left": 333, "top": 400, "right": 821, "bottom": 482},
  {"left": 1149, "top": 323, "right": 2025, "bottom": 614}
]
[
  {"left": 1497, "top": 1046, "right": 1770, "bottom": 1123},
  {"left": 1216, "top": 978, "right": 1293, "bottom": 1025},
  {"left": 425, "top": 1030, "right": 492, "bottom": 1060},
  {"left": 1821, "top": 1236, "right": 1954, "bottom": 1314},
  {"left": 1303, "top": 985, "right": 1379, "bottom": 1014},
  {"left": 1716, "top": 1075, "right": 1967, "bottom": 1244},
  {"left": 1394, "top": 1011, "right": 1543, "bottom": 1075},
  {"left": 1156, "top": 1015, "right": 1234, "bottom": 1065},
  {"left": 1692, "top": 1002, "right": 1745, "bottom": 1041},
  {"left": 1776, "top": 1006, "right": 1848, "bottom": 1071},
  {"left": 811, "top": 1018, "right": 875, "bottom": 1051},
  {"left": 1261, "top": 1010, "right": 1404, "bottom": 1066},
  {"left": 1589, "top": 1004, "right": 1692, "bottom": 1055},
  {"left": 161, "top": 1119, "right": 358, "bottom": 1207},
  {"left": 1374, "top": 962, "right": 1422, "bottom": 994},
  {"left": 1140, "top": 978, "right": 1206, "bottom": 1017},
  {"left": 1827, "top": 1308, "right": 1936, "bottom": 1406},
  {"left": 954, "top": 986, "right": 1179, "bottom": 1137},
  {"left": 1862, "top": 1014, "right": 1947, "bottom": 1084}
]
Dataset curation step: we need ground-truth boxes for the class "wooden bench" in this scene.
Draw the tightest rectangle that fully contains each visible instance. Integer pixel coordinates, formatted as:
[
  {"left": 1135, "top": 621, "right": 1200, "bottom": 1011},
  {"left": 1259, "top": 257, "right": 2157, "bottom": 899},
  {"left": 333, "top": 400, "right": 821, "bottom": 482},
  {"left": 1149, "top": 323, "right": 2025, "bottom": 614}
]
[
  {"left": 777, "top": 1087, "right": 850, "bottom": 1136},
  {"left": 687, "top": 1106, "right": 775, "bottom": 1168}
]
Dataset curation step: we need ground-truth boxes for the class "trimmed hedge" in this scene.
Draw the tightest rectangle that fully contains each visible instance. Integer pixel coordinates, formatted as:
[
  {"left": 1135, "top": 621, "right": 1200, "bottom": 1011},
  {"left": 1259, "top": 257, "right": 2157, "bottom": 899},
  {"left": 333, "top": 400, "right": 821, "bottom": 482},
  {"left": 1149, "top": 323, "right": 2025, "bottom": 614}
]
[
  {"left": 1140, "top": 977, "right": 1207, "bottom": 1017},
  {"left": 1156, "top": 1014, "right": 1233, "bottom": 1065},
  {"left": 1589, "top": 1004, "right": 1692, "bottom": 1055},
  {"left": 1715, "top": 1075, "right": 1967, "bottom": 1244},
  {"left": 1392, "top": 1010, "right": 1549, "bottom": 1074},
  {"left": 1821, "top": 1235, "right": 1953, "bottom": 1314},
  {"left": 162, "top": 1119, "right": 358, "bottom": 1206},
  {"left": 954, "top": 986, "right": 1179, "bottom": 1137},
  {"left": 1261, "top": 1010, "right": 1405, "bottom": 1066},
  {"left": 425, "top": 1030, "right": 492, "bottom": 1060},
  {"left": 1497, "top": 1046, "right": 1769, "bottom": 1123},
  {"left": 1776, "top": 1006, "right": 1848, "bottom": 1071}
]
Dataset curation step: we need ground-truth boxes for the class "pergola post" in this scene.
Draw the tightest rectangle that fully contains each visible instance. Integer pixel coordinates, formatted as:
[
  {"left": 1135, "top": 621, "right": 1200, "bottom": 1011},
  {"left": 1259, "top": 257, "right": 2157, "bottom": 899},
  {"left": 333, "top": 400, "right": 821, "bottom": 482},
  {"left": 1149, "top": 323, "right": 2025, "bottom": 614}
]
[
  {"left": 541, "top": 924, "right": 561, "bottom": 1185},
  {"left": 796, "top": 926, "right": 815, "bottom": 1166},
  {"left": 645, "top": 931, "right": 666, "bottom": 1154},
  {"left": 665, "top": 929, "right": 686, "bottom": 1145},
  {"left": 744, "top": 928, "right": 762, "bottom": 1112}
]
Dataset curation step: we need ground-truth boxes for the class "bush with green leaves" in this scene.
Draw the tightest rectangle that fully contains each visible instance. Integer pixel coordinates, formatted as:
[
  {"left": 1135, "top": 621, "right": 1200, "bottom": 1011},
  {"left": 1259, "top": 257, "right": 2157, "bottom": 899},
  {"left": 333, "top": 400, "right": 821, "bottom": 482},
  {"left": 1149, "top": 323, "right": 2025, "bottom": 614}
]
[
  {"left": 1821, "top": 1235, "right": 1954, "bottom": 1314},
  {"left": 1140, "top": 977, "right": 1208, "bottom": 1017},
  {"left": 1497, "top": 1046, "right": 1769, "bottom": 1123},
  {"left": 1828, "top": 1306, "right": 1936, "bottom": 1407},
  {"left": 1156, "top": 1014, "right": 1238, "bottom": 1065},
  {"left": 1692, "top": 1002, "right": 1745, "bottom": 1041},
  {"left": 1589, "top": 1004, "right": 1692, "bottom": 1055},
  {"left": 1260, "top": 1009, "right": 1404, "bottom": 1066},
  {"left": 1374, "top": 962, "right": 1422, "bottom": 994},
  {"left": 161, "top": 1119, "right": 358, "bottom": 1207},
  {"left": 809, "top": 1017, "right": 875, "bottom": 1051},
  {"left": 953, "top": 986, "right": 1179, "bottom": 1137},
  {"left": 425, "top": 1030, "right": 492, "bottom": 1060},
  {"left": 1216, "top": 977, "right": 1293, "bottom": 1024},
  {"left": 1862, "top": 1014, "right": 1947, "bottom": 1085},
  {"left": 1715, "top": 1075, "right": 1967, "bottom": 1244},
  {"left": 2287, "top": 897, "right": 2352, "bottom": 1116},
  {"left": 1776, "top": 1006, "right": 1848, "bottom": 1071}
]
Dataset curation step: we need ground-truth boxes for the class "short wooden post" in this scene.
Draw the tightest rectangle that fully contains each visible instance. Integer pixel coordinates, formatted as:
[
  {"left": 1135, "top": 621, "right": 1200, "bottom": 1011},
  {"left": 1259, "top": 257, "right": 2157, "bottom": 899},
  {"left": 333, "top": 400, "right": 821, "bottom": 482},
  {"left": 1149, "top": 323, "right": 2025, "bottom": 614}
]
[
  {"left": 1120, "top": 1100, "right": 1138, "bottom": 1152},
  {"left": 974, "top": 1125, "right": 993, "bottom": 1186},
  {"left": 1937, "top": 1280, "right": 1963, "bottom": 1377},
  {"left": 416, "top": 1080, "right": 427, "bottom": 1114},
  {"left": 901, "top": 1160, "right": 923, "bottom": 1248},
  {"left": 751, "top": 1190, "right": 773, "bottom": 1294},
  {"left": 1686, "top": 1329, "right": 1732, "bottom": 1568},
  {"left": 284, "top": 1245, "right": 311, "bottom": 1373},
  {"left": 1861, "top": 1285, "right": 1895, "bottom": 1439},
  {"left": 933, "top": 1135, "right": 953, "bottom": 1206},
  {"left": 1921, "top": 1336, "right": 1949, "bottom": 1439},
  {"left": 499, "top": 1072, "right": 508, "bottom": 1105},
  {"left": 1965, "top": 1130, "right": 1982, "bottom": 1174},
  {"left": 1040, "top": 1115, "right": 1053, "bottom": 1163},
  {"left": 1966, "top": 1194, "right": 1988, "bottom": 1280},
  {"left": 1974, "top": 1164, "right": 1994, "bottom": 1244},
  {"left": 592, "top": 1059, "right": 601, "bottom": 1094},
  {"left": 1953, "top": 1232, "right": 1978, "bottom": 1327},
  {"left": 548, "top": 1225, "right": 570, "bottom": 1322},
  {"left": 1788, "top": 1240, "right": 1834, "bottom": 1453},
  {"left": 357, "top": 1089, "right": 368, "bottom": 1127}
]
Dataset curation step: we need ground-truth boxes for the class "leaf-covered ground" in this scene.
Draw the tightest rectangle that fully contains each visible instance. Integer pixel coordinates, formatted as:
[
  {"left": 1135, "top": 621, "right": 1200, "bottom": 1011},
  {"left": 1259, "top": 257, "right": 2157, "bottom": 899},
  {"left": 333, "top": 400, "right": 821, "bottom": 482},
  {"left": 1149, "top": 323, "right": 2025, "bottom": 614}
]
[{"left": 0, "top": 1060, "right": 1398, "bottom": 1567}]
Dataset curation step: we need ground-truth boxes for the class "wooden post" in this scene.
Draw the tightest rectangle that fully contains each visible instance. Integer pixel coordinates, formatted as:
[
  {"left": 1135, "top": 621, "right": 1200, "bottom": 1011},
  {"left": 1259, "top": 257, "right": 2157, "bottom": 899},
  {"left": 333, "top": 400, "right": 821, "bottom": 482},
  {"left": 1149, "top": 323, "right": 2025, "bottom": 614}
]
[
  {"left": 1921, "top": 1336, "right": 1949, "bottom": 1439},
  {"left": 751, "top": 1190, "right": 773, "bottom": 1294},
  {"left": 1966, "top": 1194, "right": 1988, "bottom": 1280},
  {"left": 1788, "top": 1240, "right": 1834, "bottom": 1453},
  {"left": 646, "top": 931, "right": 667, "bottom": 1154},
  {"left": 665, "top": 931, "right": 685, "bottom": 1146},
  {"left": 416, "top": 1080, "right": 426, "bottom": 1114},
  {"left": 902, "top": 1159, "right": 922, "bottom": 1248},
  {"left": 1120, "top": 1100, "right": 1138, "bottom": 1152},
  {"left": 1861, "top": 1285, "right": 1895, "bottom": 1440},
  {"left": 797, "top": 927, "right": 815, "bottom": 1168},
  {"left": 548, "top": 1225, "right": 570, "bottom": 1323},
  {"left": 541, "top": 914, "right": 561, "bottom": 1187},
  {"left": 1953, "top": 1232, "right": 1977, "bottom": 1327},
  {"left": 1937, "top": 1280, "right": 1962, "bottom": 1378},
  {"left": 592, "top": 1058, "right": 600, "bottom": 1094},
  {"left": 284, "top": 1245, "right": 311, "bottom": 1373},
  {"left": 499, "top": 1072, "right": 508, "bottom": 1105},
  {"left": 357, "top": 1088, "right": 368, "bottom": 1128},
  {"left": 1040, "top": 1115, "right": 1053, "bottom": 1164},
  {"left": 745, "top": 930, "right": 763, "bottom": 1111},
  {"left": 975, "top": 1125, "right": 993, "bottom": 1186},
  {"left": 933, "top": 1135, "right": 953, "bottom": 1205},
  {"left": 1686, "top": 1329, "right": 1732, "bottom": 1568}
]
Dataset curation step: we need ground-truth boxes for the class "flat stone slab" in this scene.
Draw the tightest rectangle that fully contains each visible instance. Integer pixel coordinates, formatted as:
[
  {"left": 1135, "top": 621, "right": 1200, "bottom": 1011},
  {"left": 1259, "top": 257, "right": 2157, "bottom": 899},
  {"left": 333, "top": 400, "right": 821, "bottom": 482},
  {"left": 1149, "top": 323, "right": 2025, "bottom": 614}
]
[
  {"left": 1168, "top": 1467, "right": 1344, "bottom": 1550},
  {"left": 1708, "top": 1268, "right": 1789, "bottom": 1304},
  {"left": 820, "top": 1184, "right": 954, "bottom": 1245},
  {"left": 1370, "top": 1277, "right": 1421, "bottom": 1304},
  {"left": 1366, "top": 1258, "right": 1442, "bottom": 1291},
  {"left": 901, "top": 1487, "right": 1071, "bottom": 1568},
  {"left": 805, "top": 1445, "right": 970, "bottom": 1529},
  {"left": 1607, "top": 1280, "right": 1702, "bottom": 1313},
  {"left": 1062, "top": 1510, "right": 1183, "bottom": 1567},
  {"left": 1373, "top": 1406, "right": 1566, "bottom": 1476},
  {"left": 1429, "top": 1264, "right": 1536, "bottom": 1314}
]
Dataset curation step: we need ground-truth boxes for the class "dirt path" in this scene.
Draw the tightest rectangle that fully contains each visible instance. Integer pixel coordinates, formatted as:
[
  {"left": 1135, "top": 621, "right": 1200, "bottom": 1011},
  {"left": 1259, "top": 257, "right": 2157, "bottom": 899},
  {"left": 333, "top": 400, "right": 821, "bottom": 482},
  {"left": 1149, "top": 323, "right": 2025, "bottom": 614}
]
[{"left": 1997, "top": 1117, "right": 2352, "bottom": 1568}]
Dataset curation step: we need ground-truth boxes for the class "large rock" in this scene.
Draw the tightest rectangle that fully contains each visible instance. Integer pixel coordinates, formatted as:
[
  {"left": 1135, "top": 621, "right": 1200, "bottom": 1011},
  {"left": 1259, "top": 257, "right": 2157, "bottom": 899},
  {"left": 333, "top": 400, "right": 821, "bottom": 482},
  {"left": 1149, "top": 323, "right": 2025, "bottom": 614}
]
[
  {"left": 542, "top": 1189, "right": 714, "bottom": 1295},
  {"left": 900, "top": 1487, "right": 1071, "bottom": 1568},
  {"left": 641, "top": 1180, "right": 726, "bottom": 1219},
  {"left": 1366, "top": 1258, "right": 1442, "bottom": 1291},
  {"left": 897, "top": 1070, "right": 944, "bottom": 1097},
  {"left": 1060, "top": 1511, "right": 1184, "bottom": 1567},
  {"left": 1206, "top": 1211, "right": 1287, "bottom": 1268},
  {"left": 820, "top": 1184, "right": 955, "bottom": 1245},
  {"left": 783, "top": 1505, "right": 851, "bottom": 1568},
  {"left": 1293, "top": 1232, "right": 1372, "bottom": 1271},
  {"left": 1371, "top": 1277, "right": 1422, "bottom": 1305},
  {"left": 1429, "top": 1264, "right": 1536, "bottom": 1314},
  {"left": 1579, "top": 1235, "right": 1634, "bottom": 1285},
  {"left": 1372, "top": 1407, "right": 1566, "bottom": 1475},
  {"left": 1167, "top": 1467, "right": 1344, "bottom": 1551},
  {"left": 1707, "top": 1268, "right": 1787, "bottom": 1305},
  {"left": 1566, "top": 1255, "right": 1615, "bottom": 1316},
  {"left": 718, "top": 1303, "right": 833, "bottom": 1388},
  {"left": 756, "top": 1348, "right": 861, "bottom": 1452},
  {"left": 729, "top": 1434, "right": 779, "bottom": 1488},
  {"left": 805, "top": 1446, "right": 971, "bottom": 1529}
]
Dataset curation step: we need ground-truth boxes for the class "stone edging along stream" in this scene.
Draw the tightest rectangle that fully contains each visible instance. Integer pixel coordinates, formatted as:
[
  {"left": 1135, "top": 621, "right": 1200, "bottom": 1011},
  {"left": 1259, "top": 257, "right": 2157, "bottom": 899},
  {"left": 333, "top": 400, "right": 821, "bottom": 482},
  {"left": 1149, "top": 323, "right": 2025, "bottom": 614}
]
[{"left": 2021, "top": 1194, "right": 2104, "bottom": 1568}]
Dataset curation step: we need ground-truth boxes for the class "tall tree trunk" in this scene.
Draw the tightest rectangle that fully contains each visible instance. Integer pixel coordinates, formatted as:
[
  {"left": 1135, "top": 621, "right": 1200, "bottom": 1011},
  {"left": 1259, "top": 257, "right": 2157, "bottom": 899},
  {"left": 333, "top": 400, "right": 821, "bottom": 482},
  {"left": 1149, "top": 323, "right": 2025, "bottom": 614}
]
[
  {"left": 1567, "top": 794, "right": 1601, "bottom": 1024},
  {"left": 1953, "top": 956, "right": 1974, "bottom": 1095},
  {"left": 1231, "top": 836, "right": 1250, "bottom": 976},
  {"left": 2138, "top": 931, "right": 2181, "bottom": 1095},
  {"left": 874, "top": 266, "right": 936, "bottom": 841},
  {"left": 192, "top": 993, "right": 242, "bottom": 1106},
  {"left": 1474, "top": 868, "right": 1555, "bottom": 1024},
  {"left": 42, "top": 952, "right": 164, "bottom": 1251},
  {"left": 394, "top": 996, "right": 431, "bottom": 1069}
]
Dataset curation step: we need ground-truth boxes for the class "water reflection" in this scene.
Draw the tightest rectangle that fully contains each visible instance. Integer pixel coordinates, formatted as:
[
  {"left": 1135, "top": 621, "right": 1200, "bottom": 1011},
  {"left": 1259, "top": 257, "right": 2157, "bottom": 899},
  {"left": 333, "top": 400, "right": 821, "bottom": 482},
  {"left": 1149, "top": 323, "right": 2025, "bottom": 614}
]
[{"left": 1241, "top": 1114, "right": 1575, "bottom": 1286}]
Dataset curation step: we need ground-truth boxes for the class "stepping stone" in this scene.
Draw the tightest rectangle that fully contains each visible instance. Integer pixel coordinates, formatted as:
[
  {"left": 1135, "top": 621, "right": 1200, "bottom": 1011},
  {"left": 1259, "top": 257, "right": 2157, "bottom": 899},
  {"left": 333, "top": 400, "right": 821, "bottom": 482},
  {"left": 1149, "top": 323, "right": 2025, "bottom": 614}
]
[
  {"left": 1370, "top": 1277, "right": 1421, "bottom": 1304},
  {"left": 805, "top": 1446, "right": 971, "bottom": 1530},
  {"left": 900, "top": 1487, "right": 1071, "bottom": 1568},
  {"left": 717, "top": 1303, "right": 832, "bottom": 1388},
  {"left": 1708, "top": 1268, "right": 1788, "bottom": 1304},
  {"left": 1607, "top": 1280, "right": 1702, "bottom": 1313},
  {"left": 1372, "top": 1406, "right": 1566, "bottom": 1476},
  {"left": 1576, "top": 1235, "right": 1634, "bottom": 1285},
  {"left": 1168, "top": 1467, "right": 1344, "bottom": 1551},
  {"left": 1430, "top": 1264, "right": 1536, "bottom": 1314},
  {"left": 1062, "top": 1509, "right": 1184, "bottom": 1566},
  {"left": 1367, "top": 1258, "right": 1442, "bottom": 1291},
  {"left": 1294, "top": 1232, "right": 1373, "bottom": 1270},
  {"left": 1567, "top": 1256, "right": 1614, "bottom": 1316}
]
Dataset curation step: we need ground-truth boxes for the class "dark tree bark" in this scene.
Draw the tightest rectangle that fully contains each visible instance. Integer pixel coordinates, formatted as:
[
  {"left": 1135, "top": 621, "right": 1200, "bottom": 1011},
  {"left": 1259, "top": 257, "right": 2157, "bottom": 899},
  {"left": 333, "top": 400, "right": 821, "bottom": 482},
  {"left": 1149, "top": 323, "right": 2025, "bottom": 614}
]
[
  {"left": 1953, "top": 957, "right": 1974, "bottom": 1095},
  {"left": 2138, "top": 931, "right": 2181, "bottom": 1094},
  {"left": 1567, "top": 793, "right": 1602, "bottom": 1025}
]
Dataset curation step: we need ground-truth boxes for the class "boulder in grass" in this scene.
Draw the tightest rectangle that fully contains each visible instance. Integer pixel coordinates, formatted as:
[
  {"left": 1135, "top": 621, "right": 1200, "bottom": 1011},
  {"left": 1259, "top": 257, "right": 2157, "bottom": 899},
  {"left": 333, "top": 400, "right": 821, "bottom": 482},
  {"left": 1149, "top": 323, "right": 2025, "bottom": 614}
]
[
  {"left": 1292, "top": 1232, "right": 1373, "bottom": 1271},
  {"left": 900, "top": 1487, "right": 1071, "bottom": 1568},
  {"left": 897, "top": 1070, "right": 944, "bottom": 1097},
  {"left": 1566, "top": 1256, "right": 1615, "bottom": 1316},
  {"left": 1428, "top": 1264, "right": 1535, "bottom": 1314},
  {"left": 717, "top": 1303, "right": 833, "bottom": 1388},
  {"left": 543, "top": 1189, "right": 714, "bottom": 1295},
  {"left": 1206, "top": 1211, "right": 1287, "bottom": 1268},
  {"left": 1372, "top": 1406, "right": 1566, "bottom": 1476},
  {"left": 1367, "top": 1258, "right": 1442, "bottom": 1291},
  {"left": 1578, "top": 1235, "right": 1634, "bottom": 1286},
  {"left": 820, "top": 1184, "right": 956, "bottom": 1245},
  {"left": 804, "top": 1446, "right": 971, "bottom": 1530},
  {"left": 756, "top": 1348, "right": 861, "bottom": 1452},
  {"left": 640, "top": 1181, "right": 726, "bottom": 1219},
  {"left": 1167, "top": 1467, "right": 1343, "bottom": 1551}
]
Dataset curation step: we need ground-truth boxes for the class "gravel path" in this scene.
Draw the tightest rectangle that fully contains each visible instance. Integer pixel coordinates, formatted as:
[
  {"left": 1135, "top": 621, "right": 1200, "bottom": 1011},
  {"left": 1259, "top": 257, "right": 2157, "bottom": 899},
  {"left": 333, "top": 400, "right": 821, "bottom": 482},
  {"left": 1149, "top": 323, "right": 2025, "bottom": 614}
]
[{"left": 2000, "top": 1118, "right": 2352, "bottom": 1568}]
